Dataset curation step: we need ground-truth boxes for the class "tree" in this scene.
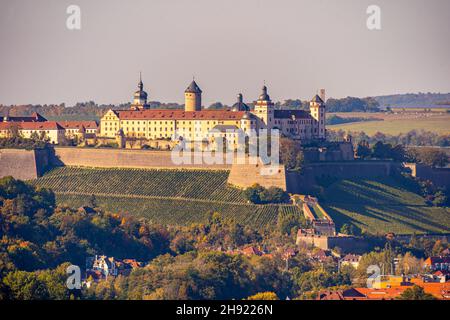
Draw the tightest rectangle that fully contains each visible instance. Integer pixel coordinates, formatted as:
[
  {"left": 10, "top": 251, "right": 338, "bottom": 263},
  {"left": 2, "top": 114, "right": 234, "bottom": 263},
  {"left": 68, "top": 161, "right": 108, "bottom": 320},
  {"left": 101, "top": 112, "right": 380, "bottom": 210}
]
[
  {"left": 355, "top": 141, "right": 371, "bottom": 159},
  {"left": 409, "top": 148, "right": 449, "bottom": 167},
  {"left": 432, "top": 191, "right": 447, "bottom": 207},
  {"left": 87, "top": 194, "right": 97, "bottom": 208},
  {"left": 244, "top": 184, "right": 265, "bottom": 204},
  {"left": 340, "top": 223, "right": 360, "bottom": 236},
  {"left": 247, "top": 292, "right": 279, "bottom": 300},
  {"left": 260, "top": 187, "right": 290, "bottom": 204},
  {"left": 244, "top": 184, "right": 290, "bottom": 204},
  {"left": 390, "top": 144, "right": 407, "bottom": 161},
  {"left": 371, "top": 141, "right": 391, "bottom": 159},
  {"left": 7, "top": 123, "right": 21, "bottom": 138},
  {"left": 277, "top": 212, "right": 304, "bottom": 235},
  {"left": 279, "top": 138, "right": 304, "bottom": 172},
  {"left": 208, "top": 102, "right": 226, "bottom": 110},
  {"left": 3, "top": 270, "right": 49, "bottom": 300},
  {"left": 397, "top": 285, "right": 436, "bottom": 300},
  {"left": 397, "top": 252, "right": 422, "bottom": 275}
]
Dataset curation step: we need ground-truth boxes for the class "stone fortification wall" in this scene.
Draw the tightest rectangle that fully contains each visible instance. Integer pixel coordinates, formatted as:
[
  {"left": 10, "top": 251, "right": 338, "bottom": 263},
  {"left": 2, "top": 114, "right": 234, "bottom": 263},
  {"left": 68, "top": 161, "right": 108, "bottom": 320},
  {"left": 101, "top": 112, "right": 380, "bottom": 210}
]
[
  {"left": 227, "top": 156, "right": 287, "bottom": 190},
  {"left": 286, "top": 161, "right": 400, "bottom": 194},
  {"left": 51, "top": 147, "right": 231, "bottom": 170},
  {"left": 404, "top": 163, "right": 450, "bottom": 190},
  {"left": 0, "top": 149, "right": 40, "bottom": 180}
]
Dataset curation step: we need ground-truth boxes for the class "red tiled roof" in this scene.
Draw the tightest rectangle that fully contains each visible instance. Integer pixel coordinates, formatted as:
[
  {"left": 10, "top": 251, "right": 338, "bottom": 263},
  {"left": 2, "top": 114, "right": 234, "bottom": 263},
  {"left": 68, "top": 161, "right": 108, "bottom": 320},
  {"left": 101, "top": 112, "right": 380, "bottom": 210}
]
[
  {"left": 57, "top": 121, "right": 98, "bottom": 129},
  {"left": 122, "top": 259, "right": 143, "bottom": 269},
  {"left": 0, "top": 112, "right": 47, "bottom": 122},
  {"left": 241, "top": 246, "right": 263, "bottom": 256},
  {"left": 116, "top": 109, "right": 248, "bottom": 121},
  {"left": 353, "top": 282, "right": 450, "bottom": 300},
  {"left": 0, "top": 121, "right": 63, "bottom": 130}
]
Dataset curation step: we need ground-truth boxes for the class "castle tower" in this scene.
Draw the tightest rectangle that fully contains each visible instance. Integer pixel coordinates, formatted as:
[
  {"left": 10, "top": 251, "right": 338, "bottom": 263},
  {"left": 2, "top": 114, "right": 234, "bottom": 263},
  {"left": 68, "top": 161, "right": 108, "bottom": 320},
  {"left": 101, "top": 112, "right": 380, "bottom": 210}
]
[
  {"left": 232, "top": 93, "right": 250, "bottom": 112},
  {"left": 184, "top": 79, "right": 202, "bottom": 112},
  {"left": 319, "top": 89, "right": 326, "bottom": 103},
  {"left": 310, "top": 94, "right": 326, "bottom": 139},
  {"left": 131, "top": 73, "right": 149, "bottom": 110},
  {"left": 252, "top": 84, "right": 274, "bottom": 128},
  {"left": 115, "top": 128, "right": 125, "bottom": 148}
]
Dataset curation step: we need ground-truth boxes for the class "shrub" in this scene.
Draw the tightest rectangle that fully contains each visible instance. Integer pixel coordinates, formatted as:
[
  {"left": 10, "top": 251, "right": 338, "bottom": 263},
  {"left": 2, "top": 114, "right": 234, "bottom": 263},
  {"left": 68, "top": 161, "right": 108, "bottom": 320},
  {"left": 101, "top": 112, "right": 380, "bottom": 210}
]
[{"left": 244, "top": 184, "right": 290, "bottom": 204}]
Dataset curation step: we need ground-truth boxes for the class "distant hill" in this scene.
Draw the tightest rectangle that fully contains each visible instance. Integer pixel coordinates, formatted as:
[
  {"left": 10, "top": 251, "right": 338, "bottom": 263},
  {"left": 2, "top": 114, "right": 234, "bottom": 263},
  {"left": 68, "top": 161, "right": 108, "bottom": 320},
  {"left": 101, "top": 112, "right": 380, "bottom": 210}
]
[{"left": 374, "top": 93, "right": 450, "bottom": 108}]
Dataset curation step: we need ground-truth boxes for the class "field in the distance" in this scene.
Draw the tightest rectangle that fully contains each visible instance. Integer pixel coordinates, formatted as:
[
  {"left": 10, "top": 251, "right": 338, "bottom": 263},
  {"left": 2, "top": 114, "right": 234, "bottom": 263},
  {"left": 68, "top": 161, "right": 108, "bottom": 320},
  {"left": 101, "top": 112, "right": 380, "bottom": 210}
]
[
  {"left": 318, "top": 176, "right": 450, "bottom": 235},
  {"left": 328, "top": 112, "right": 450, "bottom": 135},
  {"left": 30, "top": 167, "right": 302, "bottom": 228}
]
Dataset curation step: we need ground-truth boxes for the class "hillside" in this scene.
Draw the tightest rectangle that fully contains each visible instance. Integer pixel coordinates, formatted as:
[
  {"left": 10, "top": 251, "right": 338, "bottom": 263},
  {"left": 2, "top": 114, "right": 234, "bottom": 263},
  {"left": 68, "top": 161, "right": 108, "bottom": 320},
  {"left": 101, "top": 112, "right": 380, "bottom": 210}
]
[
  {"left": 30, "top": 167, "right": 450, "bottom": 234},
  {"left": 374, "top": 93, "right": 450, "bottom": 108},
  {"left": 30, "top": 167, "right": 301, "bottom": 228},
  {"left": 317, "top": 176, "right": 450, "bottom": 235}
]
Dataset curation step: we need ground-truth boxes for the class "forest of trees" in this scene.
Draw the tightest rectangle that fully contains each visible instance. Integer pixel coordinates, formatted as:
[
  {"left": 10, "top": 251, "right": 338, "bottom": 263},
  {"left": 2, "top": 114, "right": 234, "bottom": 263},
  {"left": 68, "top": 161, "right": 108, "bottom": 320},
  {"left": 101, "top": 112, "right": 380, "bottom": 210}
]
[{"left": 325, "top": 97, "right": 380, "bottom": 112}]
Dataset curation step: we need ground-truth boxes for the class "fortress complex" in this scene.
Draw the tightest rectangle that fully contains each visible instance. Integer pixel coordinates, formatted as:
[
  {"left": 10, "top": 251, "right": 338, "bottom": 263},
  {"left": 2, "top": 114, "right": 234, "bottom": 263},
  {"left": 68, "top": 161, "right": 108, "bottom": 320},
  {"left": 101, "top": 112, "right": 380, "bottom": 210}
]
[{"left": 100, "top": 76, "right": 327, "bottom": 150}]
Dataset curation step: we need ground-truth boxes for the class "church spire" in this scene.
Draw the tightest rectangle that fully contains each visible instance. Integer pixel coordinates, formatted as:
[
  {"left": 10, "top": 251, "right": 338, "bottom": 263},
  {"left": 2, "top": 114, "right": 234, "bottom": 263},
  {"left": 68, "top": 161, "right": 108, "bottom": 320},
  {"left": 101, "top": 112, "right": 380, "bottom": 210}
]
[{"left": 138, "top": 72, "right": 143, "bottom": 91}]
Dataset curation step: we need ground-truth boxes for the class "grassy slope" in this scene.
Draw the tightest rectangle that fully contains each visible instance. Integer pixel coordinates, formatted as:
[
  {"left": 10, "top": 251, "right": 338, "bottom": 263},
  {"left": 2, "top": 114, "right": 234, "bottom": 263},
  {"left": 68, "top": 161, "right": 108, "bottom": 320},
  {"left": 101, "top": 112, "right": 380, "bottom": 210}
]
[
  {"left": 319, "top": 176, "right": 450, "bottom": 235},
  {"left": 31, "top": 167, "right": 302, "bottom": 228}
]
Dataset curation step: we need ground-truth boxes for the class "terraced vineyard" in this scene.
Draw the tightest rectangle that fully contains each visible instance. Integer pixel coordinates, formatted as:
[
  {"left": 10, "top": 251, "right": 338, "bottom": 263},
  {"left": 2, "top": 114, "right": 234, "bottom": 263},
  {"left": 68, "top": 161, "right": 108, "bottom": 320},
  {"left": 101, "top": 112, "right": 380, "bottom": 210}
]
[
  {"left": 32, "top": 167, "right": 245, "bottom": 203},
  {"left": 32, "top": 167, "right": 302, "bottom": 228},
  {"left": 319, "top": 176, "right": 450, "bottom": 234}
]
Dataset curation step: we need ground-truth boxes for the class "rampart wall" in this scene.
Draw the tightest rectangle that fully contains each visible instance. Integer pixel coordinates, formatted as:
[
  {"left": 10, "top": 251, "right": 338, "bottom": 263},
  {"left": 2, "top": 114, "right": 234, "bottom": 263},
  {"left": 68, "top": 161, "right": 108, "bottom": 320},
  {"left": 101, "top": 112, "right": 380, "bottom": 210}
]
[
  {"left": 286, "top": 161, "right": 400, "bottom": 194},
  {"left": 50, "top": 147, "right": 231, "bottom": 170},
  {"left": 0, "top": 149, "right": 46, "bottom": 180},
  {"left": 404, "top": 163, "right": 450, "bottom": 190},
  {"left": 1, "top": 148, "right": 402, "bottom": 194}
]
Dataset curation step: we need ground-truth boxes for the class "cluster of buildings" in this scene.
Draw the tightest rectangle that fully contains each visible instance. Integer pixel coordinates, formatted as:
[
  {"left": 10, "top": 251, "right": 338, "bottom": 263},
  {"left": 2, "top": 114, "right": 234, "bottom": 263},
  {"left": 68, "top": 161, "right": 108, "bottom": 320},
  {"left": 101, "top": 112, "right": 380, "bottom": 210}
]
[
  {"left": 100, "top": 76, "right": 327, "bottom": 150},
  {"left": 0, "top": 76, "right": 327, "bottom": 150},
  {"left": 85, "top": 255, "right": 144, "bottom": 281},
  {"left": 319, "top": 252, "right": 450, "bottom": 300},
  {"left": 0, "top": 112, "right": 98, "bottom": 144},
  {"left": 318, "top": 275, "right": 450, "bottom": 300}
]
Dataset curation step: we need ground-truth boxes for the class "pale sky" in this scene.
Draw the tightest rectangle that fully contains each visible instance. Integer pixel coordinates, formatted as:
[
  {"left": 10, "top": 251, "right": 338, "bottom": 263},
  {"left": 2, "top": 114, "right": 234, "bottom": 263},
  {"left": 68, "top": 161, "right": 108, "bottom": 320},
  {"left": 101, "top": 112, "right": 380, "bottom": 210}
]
[{"left": 0, "top": 0, "right": 449, "bottom": 106}]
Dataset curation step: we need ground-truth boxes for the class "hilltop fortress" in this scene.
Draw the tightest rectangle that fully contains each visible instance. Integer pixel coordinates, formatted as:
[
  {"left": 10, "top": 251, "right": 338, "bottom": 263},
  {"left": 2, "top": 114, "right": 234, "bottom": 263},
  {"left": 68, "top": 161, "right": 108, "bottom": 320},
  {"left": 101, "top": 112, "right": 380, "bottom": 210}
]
[
  {"left": 100, "top": 76, "right": 326, "bottom": 150},
  {"left": 0, "top": 76, "right": 326, "bottom": 150},
  {"left": 0, "top": 76, "right": 397, "bottom": 192}
]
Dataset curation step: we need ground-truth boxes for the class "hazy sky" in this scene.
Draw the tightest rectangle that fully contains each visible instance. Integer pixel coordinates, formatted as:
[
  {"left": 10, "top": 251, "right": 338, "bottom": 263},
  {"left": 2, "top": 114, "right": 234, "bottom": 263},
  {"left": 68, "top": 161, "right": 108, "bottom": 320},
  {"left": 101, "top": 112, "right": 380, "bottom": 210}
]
[{"left": 1, "top": 0, "right": 449, "bottom": 106}]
